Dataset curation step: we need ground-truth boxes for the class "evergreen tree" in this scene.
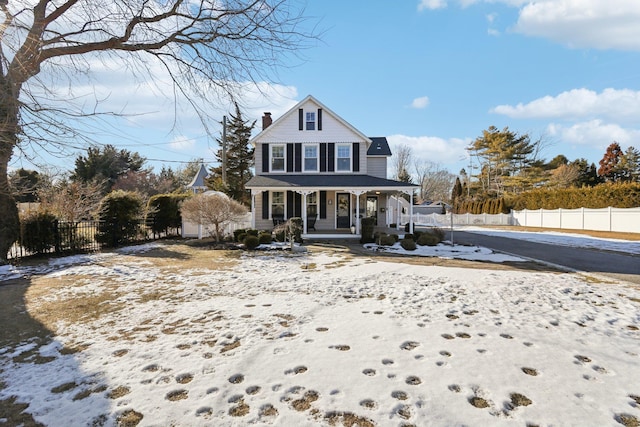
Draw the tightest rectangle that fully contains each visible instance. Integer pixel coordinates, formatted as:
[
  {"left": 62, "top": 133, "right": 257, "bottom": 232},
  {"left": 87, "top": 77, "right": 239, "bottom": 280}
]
[
  {"left": 71, "top": 145, "right": 146, "bottom": 193},
  {"left": 618, "top": 146, "right": 640, "bottom": 182},
  {"left": 208, "top": 103, "right": 255, "bottom": 206},
  {"left": 467, "top": 126, "right": 538, "bottom": 195},
  {"left": 572, "top": 159, "right": 602, "bottom": 187},
  {"left": 9, "top": 168, "right": 40, "bottom": 203}
]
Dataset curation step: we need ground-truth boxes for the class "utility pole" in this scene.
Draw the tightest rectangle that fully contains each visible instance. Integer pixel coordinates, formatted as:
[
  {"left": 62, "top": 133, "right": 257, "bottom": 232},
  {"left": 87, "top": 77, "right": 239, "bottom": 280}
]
[{"left": 222, "top": 115, "right": 227, "bottom": 186}]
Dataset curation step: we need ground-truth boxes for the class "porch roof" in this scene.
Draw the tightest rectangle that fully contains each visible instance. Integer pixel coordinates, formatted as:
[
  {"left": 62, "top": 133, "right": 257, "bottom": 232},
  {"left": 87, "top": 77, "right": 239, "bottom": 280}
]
[{"left": 246, "top": 174, "right": 418, "bottom": 191}]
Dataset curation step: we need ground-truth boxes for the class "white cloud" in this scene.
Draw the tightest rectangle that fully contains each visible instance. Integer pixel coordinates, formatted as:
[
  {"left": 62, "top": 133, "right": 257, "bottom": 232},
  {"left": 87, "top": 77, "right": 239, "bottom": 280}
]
[
  {"left": 491, "top": 88, "right": 640, "bottom": 123},
  {"left": 512, "top": 0, "right": 640, "bottom": 51},
  {"left": 410, "top": 96, "right": 430, "bottom": 109},
  {"left": 547, "top": 120, "right": 640, "bottom": 149},
  {"left": 387, "top": 134, "right": 470, "bottom": 165},
  {"left": 418, "top": 0, "right": 448, "bottom": 11},
  {"left": 420, "top": 0, "right": 640, "bottom": 51}
]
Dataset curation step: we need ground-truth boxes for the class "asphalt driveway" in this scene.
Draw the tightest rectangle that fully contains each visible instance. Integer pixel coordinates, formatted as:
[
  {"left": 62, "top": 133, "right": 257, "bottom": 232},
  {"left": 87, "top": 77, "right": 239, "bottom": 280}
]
[{"left": 452, "top": 230, "right": 640, "bottom": 285}]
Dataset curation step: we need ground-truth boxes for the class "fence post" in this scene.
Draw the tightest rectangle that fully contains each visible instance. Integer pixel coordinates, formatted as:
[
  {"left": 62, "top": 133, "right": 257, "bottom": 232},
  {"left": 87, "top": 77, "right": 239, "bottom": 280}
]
[{"left": 53, "top": 219, "right": 61, "bottom": 254}]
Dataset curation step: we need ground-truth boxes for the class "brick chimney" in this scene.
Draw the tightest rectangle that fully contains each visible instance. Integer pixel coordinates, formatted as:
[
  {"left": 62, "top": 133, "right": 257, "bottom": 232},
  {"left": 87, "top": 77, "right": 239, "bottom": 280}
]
[{"left": 262, "top": 112, "right": 272, "bottom": 130}]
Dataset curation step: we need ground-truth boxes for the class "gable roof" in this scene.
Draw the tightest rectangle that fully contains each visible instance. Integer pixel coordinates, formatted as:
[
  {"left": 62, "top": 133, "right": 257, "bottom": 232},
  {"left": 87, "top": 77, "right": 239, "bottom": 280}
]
[
  {"left": 367, "top": 137, "right": 392, "bottom": 156},
  {"left": 249, "top": 95, "right": 372, "bottom": 146}
]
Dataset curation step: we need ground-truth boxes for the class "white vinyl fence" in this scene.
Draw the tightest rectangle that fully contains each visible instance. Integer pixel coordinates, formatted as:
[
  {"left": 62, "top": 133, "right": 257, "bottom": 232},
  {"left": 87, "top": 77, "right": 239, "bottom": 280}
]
[
  {"left": 511, "top": 207, "right": 640, "bottom": 233},
  {"left": 400, "top": 212, "right": 513, "bottom": 228}
]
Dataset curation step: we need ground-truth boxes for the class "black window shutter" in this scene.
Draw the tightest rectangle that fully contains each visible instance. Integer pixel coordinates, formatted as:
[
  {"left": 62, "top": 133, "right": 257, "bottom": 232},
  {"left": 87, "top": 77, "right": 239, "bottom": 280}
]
[
  {"left": 294, "top": 143, "right": 302, "bottom": 172},
  {"left": 295, "top": 192, "right": 302, "bottom": 217},
  {"left": 286, "top": 191, "right": 294, "bottom": 218},
  {"left": 298, "top": 109, "right": 303, "bottom": 131},
  {"left": 318, "top": 109, "right": 323, "bottom": 131},
  {"left": 262, "top": 191, "right": 269, "bottom": 219},
  {"left": 320, "top": 191, "right": 327, "bottom": 219},
  {"left": 319, "top": 143, "right": 327, "bottom": 172},
  {"left": 328, "top": 143, "right": 335, "bottom": 172},
  {"left": 262, "top": 144, "right": 269, "bottom": 173},
  {"left": 286, "top": 144, "right": 294, "bottom": 172},
  {"left": 353, "top": 142, "right": 360, "bottom": 172}
]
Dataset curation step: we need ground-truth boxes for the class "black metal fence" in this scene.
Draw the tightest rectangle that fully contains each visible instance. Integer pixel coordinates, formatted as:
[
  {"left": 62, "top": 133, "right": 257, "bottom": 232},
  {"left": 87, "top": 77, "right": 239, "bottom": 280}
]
[{"left": 8, "top": 219, "right": 181, "bottom": 261}]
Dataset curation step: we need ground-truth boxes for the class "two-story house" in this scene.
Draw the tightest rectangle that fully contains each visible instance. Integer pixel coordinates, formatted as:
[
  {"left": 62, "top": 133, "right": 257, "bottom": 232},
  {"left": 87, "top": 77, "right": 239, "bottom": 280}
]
[{"left": 246, "top": 95, "right": 418, "bottom": 237}]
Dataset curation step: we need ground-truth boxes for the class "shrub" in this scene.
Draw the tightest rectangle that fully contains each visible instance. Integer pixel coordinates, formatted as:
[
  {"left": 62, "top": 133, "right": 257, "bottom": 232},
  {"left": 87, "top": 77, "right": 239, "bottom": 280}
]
[
  {"left": 289, "top": 217, "right": 303, "bottom": 243},
  {"left": 404, "top": 233, "right": 414, "bottom": 241},
  {"left": 431, "top": 227, "right": 446, "bottom": 242},
  {"left": 400, "top": 238, "right": 417, "bottom": 251},
  {"left": 233, "top": 229, "right": 246, "bottom": 242},
  {"left": 417, "top": 233, "right": 439, "bottom": 246},
  {"left": 237, "top": 232, "right": 247, "bottom": 243},
  {"left": 274, "top": 230, "right": 285, "bottom": 242},
  {"left": 146, "top": 193, "right": 189, "bottom": 235},
  {"left": 96, "top": 191, "right": 143, "bottom": 247},
  {"left": 379, "top": 234, "right": 396, "bottom": 246},
  {"left": 244, "top": 235, "right": 260, "bottom": 250},
  {"left": 413, "top": 230, "right": 423, "bottom": 241},
  {"left": 246, "top": 229, "right": 259, "bottom": 236},
  {"left": 258, "top": 232, "right": 272, "bottom": 244},
  {"left": 390, "top": 234, "right": 399, "bottom": 242},
  {"left": 19, "top": 211, "right": 57, "bottom": 254}
]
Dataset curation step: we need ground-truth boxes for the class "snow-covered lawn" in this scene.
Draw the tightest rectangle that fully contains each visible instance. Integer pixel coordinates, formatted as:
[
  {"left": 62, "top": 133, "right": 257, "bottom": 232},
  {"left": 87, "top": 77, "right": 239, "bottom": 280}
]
[{"left": 1, "top": 240, "right": 639, "bottom": 426}]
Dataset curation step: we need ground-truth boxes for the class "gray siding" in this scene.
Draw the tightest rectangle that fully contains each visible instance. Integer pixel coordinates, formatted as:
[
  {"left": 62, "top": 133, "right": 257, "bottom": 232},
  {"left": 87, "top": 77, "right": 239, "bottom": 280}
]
[{"left": 366, "top": 157, "right": 388, "bottom": 179}]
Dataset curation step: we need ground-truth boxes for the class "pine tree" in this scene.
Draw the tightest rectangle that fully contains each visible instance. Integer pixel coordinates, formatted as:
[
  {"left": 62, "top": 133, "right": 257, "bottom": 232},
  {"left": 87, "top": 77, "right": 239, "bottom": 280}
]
[
  {"left": 619, "top": 146, "right": 640, "bottom": 182},
  {"left": 208, "top": 103, "right": 256, "bottom": 206}
]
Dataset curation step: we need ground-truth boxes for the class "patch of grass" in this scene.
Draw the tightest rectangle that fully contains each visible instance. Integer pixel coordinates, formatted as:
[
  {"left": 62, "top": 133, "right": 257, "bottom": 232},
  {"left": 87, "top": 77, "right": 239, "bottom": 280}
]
[
  {"left": 116, "top": 409, "right": 143, "bottom": 427},
  {"left": 325, "top": 411, "right": 374, "bottom": 427},
  {"left": 469, "top": 396, "right": 490, "bottom": 408},
  {"left": 510, "top": 393, "right": 532, "bottom": 407},
  {"left": 51, "top": 381, "right": 77, "bottom": 394},
  {"left": 108, "top": 386, "right": 131, "bottom": 399}
]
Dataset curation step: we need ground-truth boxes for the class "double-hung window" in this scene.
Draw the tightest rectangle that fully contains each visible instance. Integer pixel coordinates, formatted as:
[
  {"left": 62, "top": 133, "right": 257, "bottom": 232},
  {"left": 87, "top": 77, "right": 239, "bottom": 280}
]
[
  {"left": 271, "top": 145, "right": 285, "bottom": 172},
  {"left": 336, "top": 144, "right": 351, "bottom": 172},
  {"left": 272, "top": 191, "right": 285, "bottom": 216},
  {"left": 304, "top": 145, "right": 318, "bottom": 172},
  {"left": 306, "top": 112, "right": 316, "bottom": 130}
]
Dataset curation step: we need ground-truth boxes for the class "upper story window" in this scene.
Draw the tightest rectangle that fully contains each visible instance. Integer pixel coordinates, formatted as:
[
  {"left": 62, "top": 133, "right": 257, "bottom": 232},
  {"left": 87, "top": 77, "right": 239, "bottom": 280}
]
[
  {"left": 304, "top": 145, "right": 318, "bottom": 172},
  {"left": 271, "top": 145, "right": 285, "bottom": 172},
  {"left": 306, "top": 112, "right": 316, "bottom": 130},
  {"left": 336, "top": 144, "right": 351, "bottom": 172}
]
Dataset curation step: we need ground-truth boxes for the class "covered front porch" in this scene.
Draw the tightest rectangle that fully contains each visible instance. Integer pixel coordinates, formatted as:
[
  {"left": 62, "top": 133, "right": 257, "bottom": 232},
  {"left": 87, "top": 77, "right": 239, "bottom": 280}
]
[{"left": 246, "top": 174, "right": 419, "bottom": 239}]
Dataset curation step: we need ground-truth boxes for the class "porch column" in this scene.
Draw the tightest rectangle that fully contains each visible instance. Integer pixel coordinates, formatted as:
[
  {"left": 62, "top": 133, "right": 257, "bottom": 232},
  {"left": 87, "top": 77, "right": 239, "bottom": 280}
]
[
  {"left": 409, "top": 191, "right": 414, "bottom": 233},
  {"left": 296, "top": 190, "right": 314, "bottom": 234},
  {"left": 349, "top": 190, "right": 367, "bottom": 235},
  {"left": 250, "top": 190, "right": 258, "bottom": 229},
  {"left": 396, "top": 194, "right": 401, "bottom": 230}
]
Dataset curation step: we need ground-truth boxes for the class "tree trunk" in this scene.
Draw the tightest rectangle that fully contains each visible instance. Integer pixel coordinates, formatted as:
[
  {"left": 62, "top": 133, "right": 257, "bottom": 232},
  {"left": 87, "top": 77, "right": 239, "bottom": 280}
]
[
  {"left": 0, "top": 140, "right": 19, "bottom": 262},
  {"left": 0, "top": 80, "right": 21, "bottom": 262}
]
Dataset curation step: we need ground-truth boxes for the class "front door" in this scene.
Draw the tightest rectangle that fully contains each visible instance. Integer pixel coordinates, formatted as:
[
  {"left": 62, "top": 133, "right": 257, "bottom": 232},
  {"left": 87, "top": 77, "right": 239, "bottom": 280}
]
[
  {"left": 336, "top": 193, "right": 350, "bottom": 228},
  {"left": 366, "top": 196, "right": 378, "bottom": 225}
]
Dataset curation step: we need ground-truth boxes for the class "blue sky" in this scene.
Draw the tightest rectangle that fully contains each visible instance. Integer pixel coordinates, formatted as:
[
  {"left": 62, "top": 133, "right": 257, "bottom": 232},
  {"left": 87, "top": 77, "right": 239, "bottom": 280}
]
[{"left": 13, "top": 0, "right": 640, "bottom": 178}]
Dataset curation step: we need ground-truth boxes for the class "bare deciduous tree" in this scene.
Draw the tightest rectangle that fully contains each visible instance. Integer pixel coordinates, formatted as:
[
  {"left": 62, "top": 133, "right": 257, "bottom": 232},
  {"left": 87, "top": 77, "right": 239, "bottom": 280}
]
[
  {"left": 0, "top": 0, "right": 317, "bottom": 260},
  {"left": 181, "top": 192, "right": 247, "bottom": 241},
  {"left": 414, "top": 160, "right": 456, "bottom": 203},
  {"left": 392, "top": 144, "right": 413, "bottom": 182},
  {"left": 39, "top": 177, "right": 104, "bottom": 222}
]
